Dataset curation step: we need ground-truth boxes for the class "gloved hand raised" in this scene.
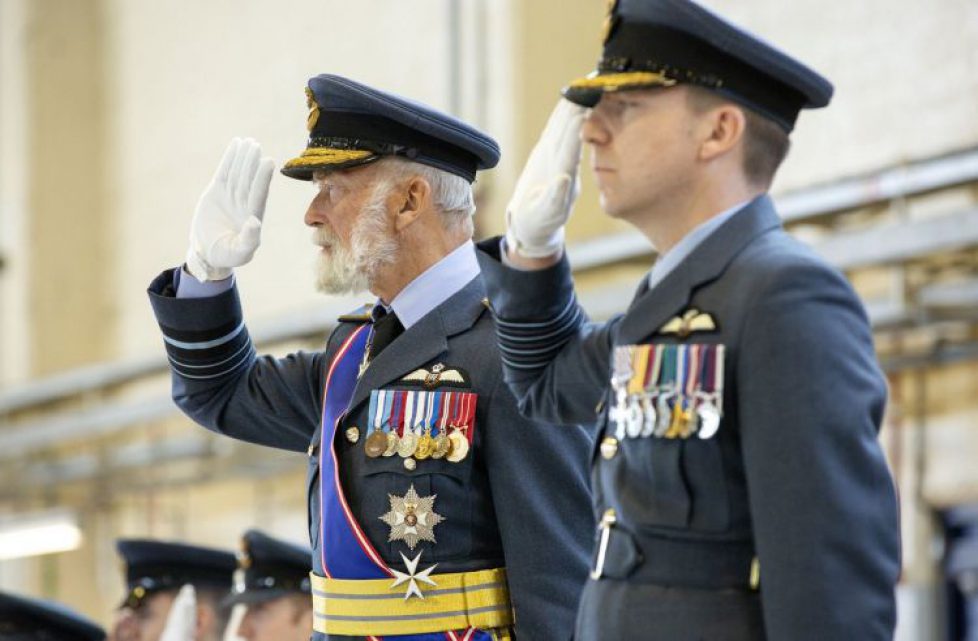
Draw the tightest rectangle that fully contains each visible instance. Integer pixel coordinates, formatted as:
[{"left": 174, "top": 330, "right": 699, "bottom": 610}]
[
  {"left": 504, "top": 100, "right": 586, "bottom": 259},
  {"left": 159, "top": 584, "right": 197, "bottom": 641},
  {"left": 186, "top": 137, "right": 276, "bottom": 282}
]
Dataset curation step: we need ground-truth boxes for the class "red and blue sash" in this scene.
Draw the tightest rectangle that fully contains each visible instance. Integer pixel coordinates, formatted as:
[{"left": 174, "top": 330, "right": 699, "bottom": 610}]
[{"left": 317, "top": 325, "right": 494, "bottom": 641}]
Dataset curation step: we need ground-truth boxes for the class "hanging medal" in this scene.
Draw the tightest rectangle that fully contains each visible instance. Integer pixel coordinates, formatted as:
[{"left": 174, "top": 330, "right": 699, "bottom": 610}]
[
  {"left": 678, "top": 344, "right": 701, "bottom": 438},
  {"left": 610, "top": 346, "right": 634, "bottom": 440},
  {"left": 382, "top": 391, "right": 402, "bottom": 457},
  {"left": 665, "top": 345, "right": 689, "bottom": 439},
  {"left": 446, "top": 393, "right": 474, "bottom": 463},
  {"left": 415, "top": 392, "right": 437, "bottom": 460},
  {"left": 365, "top": 390, "right": 389, "bottom": 458},
  {"left": 397, "top": 391, "right": 419, "bottom": 458},
  {"left": 654, "top": 346, "right": 677, "bottom": 437},
  {"left": 625, "top": 345, "right": 650, "bottom": 438},
  {"left": 640, "top": 345, "right": 664, "bottom": 437},
  {"left": 431, "top": 391, "right": 452, "bottom": 459},
  {"left": 697, "top": 345, "right": 725, "bottom": 439}
]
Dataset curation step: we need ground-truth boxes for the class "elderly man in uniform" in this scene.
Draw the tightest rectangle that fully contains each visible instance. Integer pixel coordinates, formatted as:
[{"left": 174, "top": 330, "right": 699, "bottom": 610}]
[
  {"left": 475, "top": 0, "right": 901, "bottom": 639},
  {"left": 0, "top": 591, "right": 105, "bottom": 641},
  {"left": 147, "top": 74, "right": 593, "bottom": 640},
  {"left": 115, "top": 539, "right": 235, "bottom": 641},
  {"left": 226, "top": 530, "right": 313, "bottom": 641}
]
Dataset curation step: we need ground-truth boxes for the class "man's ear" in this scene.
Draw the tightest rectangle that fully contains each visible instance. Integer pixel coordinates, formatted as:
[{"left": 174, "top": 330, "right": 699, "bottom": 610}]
[
  {"left": 394, "top": 176, "right": 432, "bottom": 232},
  {"left": 697, "top": 103, "right": 747, "bottom": 163}
]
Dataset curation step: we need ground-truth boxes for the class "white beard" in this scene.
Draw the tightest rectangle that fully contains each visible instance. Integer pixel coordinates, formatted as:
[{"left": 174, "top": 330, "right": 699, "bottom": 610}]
[{"left": 312, "top": 183, "right": 399, "bottom": 295}]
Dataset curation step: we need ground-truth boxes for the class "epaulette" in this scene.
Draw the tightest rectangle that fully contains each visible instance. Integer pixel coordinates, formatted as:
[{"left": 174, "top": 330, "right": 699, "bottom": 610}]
[{"left": 337, "top": 303, "right": 374, "bottom": 323}]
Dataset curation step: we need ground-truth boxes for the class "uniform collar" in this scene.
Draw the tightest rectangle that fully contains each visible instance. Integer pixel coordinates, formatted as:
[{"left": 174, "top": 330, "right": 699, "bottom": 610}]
[
  {"left": 383, "top": 240, "right": 481, "bottom": 330},
  {"left": 647, "top": 200, "right": 750, "bottom": 292},
  {"left": 618, "top": 194, "right": 782, "bottom": 344}
]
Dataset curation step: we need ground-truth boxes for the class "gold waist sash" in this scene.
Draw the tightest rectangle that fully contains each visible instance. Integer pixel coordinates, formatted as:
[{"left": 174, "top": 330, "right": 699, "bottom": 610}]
[{"left": 310, "top": 567, "right": 513, "bottom": 636}]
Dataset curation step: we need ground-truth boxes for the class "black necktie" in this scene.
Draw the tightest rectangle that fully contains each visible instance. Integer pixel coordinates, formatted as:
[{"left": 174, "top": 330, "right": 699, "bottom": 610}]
[{"left": 369, "top": 307, "right": 404, "bottom": 360}]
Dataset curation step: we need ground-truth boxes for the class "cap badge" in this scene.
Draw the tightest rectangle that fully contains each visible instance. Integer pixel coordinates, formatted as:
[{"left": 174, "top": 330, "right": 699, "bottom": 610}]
[{"left": 305, "top": 86, "right": 320, "bottom": 133}]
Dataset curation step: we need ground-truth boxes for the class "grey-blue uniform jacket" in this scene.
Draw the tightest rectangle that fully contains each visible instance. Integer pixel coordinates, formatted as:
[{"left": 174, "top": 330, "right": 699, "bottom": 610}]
[
  {"left": 147, "top": 271, "right": 594, "bottom": 641},
  {"left": 475, "top": 196, "right": 900, "bottom": 641}
]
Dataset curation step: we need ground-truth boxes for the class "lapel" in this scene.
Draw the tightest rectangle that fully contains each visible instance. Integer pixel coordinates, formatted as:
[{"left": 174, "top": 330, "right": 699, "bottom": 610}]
[
  {"left": 345, "top": 276, "right": 488, "bottom": 414},
  {"left": 617, "top": 195, "right": 782, "bottom": 344}
]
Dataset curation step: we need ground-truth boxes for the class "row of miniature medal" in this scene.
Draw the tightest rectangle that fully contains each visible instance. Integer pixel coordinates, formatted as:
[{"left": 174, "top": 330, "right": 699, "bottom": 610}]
[
  {"left": 361, "top": 389, "right": 476, "bottom": 464},
  {"left": 610, "top": 343, "right": 725, "bottom": 441}
]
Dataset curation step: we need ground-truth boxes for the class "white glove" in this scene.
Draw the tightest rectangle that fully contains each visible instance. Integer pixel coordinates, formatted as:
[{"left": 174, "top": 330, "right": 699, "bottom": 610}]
[
  {"left": 186, "top": 137, "right": 276, "bottom": 282},
  {"left": 504, "top": 99, "right": 586, "bottom": 258},
  {"left": 160, "top": 584, "right": 197, "bottom": 641}
]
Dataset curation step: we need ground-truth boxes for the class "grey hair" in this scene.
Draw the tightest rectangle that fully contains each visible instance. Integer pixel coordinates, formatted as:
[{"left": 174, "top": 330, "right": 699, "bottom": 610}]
[{"left": 376, "top": 157, "right": 476, "bottom": 235}]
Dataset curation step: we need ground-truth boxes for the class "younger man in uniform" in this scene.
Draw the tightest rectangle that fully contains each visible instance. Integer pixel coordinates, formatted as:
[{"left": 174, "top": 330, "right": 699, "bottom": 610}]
[{"left": 477, "top": 0, "right": 901, "bottom": 639}]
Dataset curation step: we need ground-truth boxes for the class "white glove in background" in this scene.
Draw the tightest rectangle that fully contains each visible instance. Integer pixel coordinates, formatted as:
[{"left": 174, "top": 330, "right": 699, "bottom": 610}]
[
  {"left": 160, "top": 584, "right": 197, "bottom": 641},
  {"left": 504, "top": 100, "right": 586, "bottom": 259},
  {"left": 186, "top": 137, "right": 276, "bottom": 282}
]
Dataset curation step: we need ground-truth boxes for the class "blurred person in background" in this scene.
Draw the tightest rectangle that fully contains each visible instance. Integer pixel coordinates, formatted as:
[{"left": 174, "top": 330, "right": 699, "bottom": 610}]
[
  {"left": 116, "top": 539, "right": 235, "bottom": 641},
  {"left": 0, "top": 590, "right": 106, "bottom": 641},
  {"left": 224, "top": 530, "right": 312, "bottom": 641}
]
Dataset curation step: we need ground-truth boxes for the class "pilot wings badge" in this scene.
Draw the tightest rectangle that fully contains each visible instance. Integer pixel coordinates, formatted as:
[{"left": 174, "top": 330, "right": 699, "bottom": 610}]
[
  {"left": 657, "top": 309, "right": 718, "bottom": 338},
  {"left": 401, "top": 363, "right": 469, "bottom": 389}
]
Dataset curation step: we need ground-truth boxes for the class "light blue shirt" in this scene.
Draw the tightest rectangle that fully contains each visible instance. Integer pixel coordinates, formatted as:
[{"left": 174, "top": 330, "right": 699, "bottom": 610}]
[
  {"left": 176, "top": 240, "right": 481, "bottom": 332},
  {"left": 647, "top": 201, "right": 749, "bottom": 292},
  {"left": 387, "top": 239, "right": 481, "bottom": 330}
]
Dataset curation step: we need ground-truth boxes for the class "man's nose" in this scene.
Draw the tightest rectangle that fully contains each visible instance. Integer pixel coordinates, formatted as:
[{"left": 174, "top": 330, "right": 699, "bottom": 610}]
[
  {"left": 581, "top": 108, "right": 610, "bottom": 146},
  {"left": 304, "top": 193, "right": 327, "bottom": 227}
]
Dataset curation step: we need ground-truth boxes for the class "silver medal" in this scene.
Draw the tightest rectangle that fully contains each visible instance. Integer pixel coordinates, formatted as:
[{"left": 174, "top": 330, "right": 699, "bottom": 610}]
[
  {"left": 640, "top": 394, "right": 657, "bottom": 437},
  {"left": 697, "top": 398, "right": 721, "bottom": 439},
  {"left": 626, "top": 396, "right": 644, "bottom": 438}
]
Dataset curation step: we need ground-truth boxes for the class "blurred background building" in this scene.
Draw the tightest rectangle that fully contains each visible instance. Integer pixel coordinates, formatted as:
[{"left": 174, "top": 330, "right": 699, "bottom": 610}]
[{"left": 1, "top": 0, "right": 977, "bottom": 638}]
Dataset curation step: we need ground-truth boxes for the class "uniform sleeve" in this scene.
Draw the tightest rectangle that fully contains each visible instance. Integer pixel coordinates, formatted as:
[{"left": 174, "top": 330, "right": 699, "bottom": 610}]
[
  {"left": 476, "top": 238, "right": 615, "bottom": 427},
  {"left": 736, "top": 261, "right": 900, "bottom": 640},
  {"left": 147, "top": 268, "right": 326, "bottom": 453},
  {"left": 483, "top": 373, "right": 594, "bottom": 641}
]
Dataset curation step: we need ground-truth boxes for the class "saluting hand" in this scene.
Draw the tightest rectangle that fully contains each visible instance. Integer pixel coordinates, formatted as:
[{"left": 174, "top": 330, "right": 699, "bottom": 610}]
[
  {"left": 159, "top": 584, "right": 197, "bottom": 641},
  {"left": 504, "top": 99, "right": 586, "bottom": 260},
  {"left": 186, "top": 137, "right": 275, "bottom": 282}
]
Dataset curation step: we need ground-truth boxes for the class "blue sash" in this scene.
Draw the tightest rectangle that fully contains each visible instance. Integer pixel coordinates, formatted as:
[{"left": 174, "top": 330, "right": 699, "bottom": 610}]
[{"left": 318, "top": 324, "right": 500, "bottom": 641}]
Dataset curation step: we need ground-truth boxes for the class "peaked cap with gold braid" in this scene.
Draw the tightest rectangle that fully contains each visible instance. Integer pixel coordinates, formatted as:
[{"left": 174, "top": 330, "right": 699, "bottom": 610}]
[
  {"left": 563, "top": 0, "right": 834, "bottom": 132},
  {"left": 282, "top": 74, "right": 500, "bottom": 182}
]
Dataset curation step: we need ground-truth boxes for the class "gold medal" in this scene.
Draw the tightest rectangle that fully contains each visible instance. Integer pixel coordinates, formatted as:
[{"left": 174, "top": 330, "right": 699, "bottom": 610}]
[
  {"left": 446, "top": 429, "right": 469, "bottom": 463},
  {"left": 397, "top": 432, "right": 419, "bottom": 458},
  {"left": 431, "top": 434, "right": 451, "bottom": 459},
  {"left": 364, "top": 431, "right": 388, "bottom": 458},
  {"left": 383, "top": 432, "right": 400, "bottom": 457},
  {"left": 415, "top": 434, "right": 434, "bottom": 460},
  {"left": 664, "top": 402, "right": 684, "bottom": 439}
]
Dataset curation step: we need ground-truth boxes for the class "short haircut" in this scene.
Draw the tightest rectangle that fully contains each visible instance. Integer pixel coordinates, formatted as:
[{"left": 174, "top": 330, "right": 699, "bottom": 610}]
[
  {"left": 377, "top": 157, "right": 476, "bottom": 236},
  {"left": 685, "top": 86, "right": 791, "bottom": 189}
]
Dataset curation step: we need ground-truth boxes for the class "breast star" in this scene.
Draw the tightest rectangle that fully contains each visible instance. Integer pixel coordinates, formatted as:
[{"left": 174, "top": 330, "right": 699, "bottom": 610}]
[{"left": 380, "top": 484, "right": 445, "bottom": 550}]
